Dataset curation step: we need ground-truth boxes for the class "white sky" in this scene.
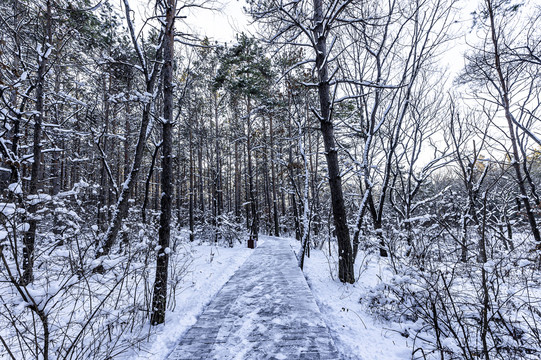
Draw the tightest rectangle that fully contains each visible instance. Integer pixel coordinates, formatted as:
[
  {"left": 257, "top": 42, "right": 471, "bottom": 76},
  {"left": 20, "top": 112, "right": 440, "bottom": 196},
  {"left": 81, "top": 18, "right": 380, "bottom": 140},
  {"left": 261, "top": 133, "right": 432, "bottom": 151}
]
[
  {"left": 129, "top": 0, "right": 477, "bottom": 57},
  {"left": 184, "top": 0, "right": 252, "bottom": 43},
  {"left": 133, "top": 0, "right": 252, "bottom": 44}
]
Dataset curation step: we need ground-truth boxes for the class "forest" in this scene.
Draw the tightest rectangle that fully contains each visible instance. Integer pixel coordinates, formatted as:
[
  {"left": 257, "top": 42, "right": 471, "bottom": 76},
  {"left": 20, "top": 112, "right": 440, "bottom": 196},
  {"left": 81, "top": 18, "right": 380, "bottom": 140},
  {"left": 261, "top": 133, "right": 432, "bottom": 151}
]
[{"left": 0, "top": 0, "right": 540, "bottom": 359}]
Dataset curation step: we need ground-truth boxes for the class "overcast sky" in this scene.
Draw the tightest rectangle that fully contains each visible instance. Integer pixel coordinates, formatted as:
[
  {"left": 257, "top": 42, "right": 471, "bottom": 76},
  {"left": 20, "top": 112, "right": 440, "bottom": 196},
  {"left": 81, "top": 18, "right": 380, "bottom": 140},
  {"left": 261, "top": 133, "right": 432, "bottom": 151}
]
[
  {"left": 182, "top": 0, "right": 475, "bottom": 75},
  {"left": 130, "top": 0, "right": 538, "bottom": 83},
  {"left": 187, "top": 0, "right": 252, "bottom": 43},
  {"left": 133, "top": 0, "right": 252, "bottom": 43}
]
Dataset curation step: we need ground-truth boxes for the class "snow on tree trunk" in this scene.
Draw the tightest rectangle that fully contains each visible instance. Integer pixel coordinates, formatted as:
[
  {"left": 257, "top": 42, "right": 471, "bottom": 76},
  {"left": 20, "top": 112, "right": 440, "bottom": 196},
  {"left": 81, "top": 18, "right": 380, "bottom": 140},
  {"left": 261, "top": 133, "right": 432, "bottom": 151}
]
[
  {"left": 151, "top": 0, "right": 175, "bottom": 325},
  {"left": 22, "top": 0, "right": 52, "bottom": 285},
  {"left": 95, "top": 0, "right": 163, "bottom": 262},
  {"left": 312, "top": 0, "right": 354, "bottom": 283}
]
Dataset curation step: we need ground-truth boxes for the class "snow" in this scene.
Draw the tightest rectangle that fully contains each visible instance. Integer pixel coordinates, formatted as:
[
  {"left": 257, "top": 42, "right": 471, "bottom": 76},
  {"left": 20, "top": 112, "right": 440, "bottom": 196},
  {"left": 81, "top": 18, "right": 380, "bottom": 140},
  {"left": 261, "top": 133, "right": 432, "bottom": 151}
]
[
  {"left": 16, "top": 222, "right": 29, "bottom": 232},
  {"left": 293, "top": 238, "right": 411, "bottom": 360},
  {"left": 27, "top": 193, "right": 52, "bottom": 205},
  {"left": 518, "top": 259, "right": 531, "bottom": 268},
  {"left": 0, "top": 203, "right": 16, "bottom": 216},
  {"left": 101, "top": 256, "right": 126, "bottom": 270},
  {"left": 483, "top": 260, "right": 495, "bottom": 273},
  {"left": 123, "top": 242, "right": 252, "bottom": 360},
  {"left": 402, "top": 214, "right": 432, "bottom": 223}
]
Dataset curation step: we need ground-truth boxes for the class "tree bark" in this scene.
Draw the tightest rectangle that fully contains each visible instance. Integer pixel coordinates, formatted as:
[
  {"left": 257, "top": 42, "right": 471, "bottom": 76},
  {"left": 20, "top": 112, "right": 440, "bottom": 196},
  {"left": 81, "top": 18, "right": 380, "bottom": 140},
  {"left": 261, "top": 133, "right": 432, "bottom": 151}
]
[
  {"left": 142, "top": 142, "right": 162, "bottom": 223},
  {"left": 22, "top": 0, "right": 52, "bottom": 285},
  {"left": 262, "top": 116, "right": 272, "bottom": 234},
  {"left": 287, "top": 99, "right": 301, "bottom": 241},
  {"left": 214, "top": 92, "right": 222, "bottom": 241},
  {"left": 198, "top": 113, "right": 204, "bottom": 217},
  {"left": 50, "top": 63, "right": 62, "bottom": 196},
  {"left": 98, "top": 73, "right": 111, "bottom": 233},
  {"left": 151, "top": 0, "right": 175, "bottom": 325},
  {"left": 189, "top": 112, "right": 195, "bottom": 242},
  {"left": 269, "top": 113, "right": 280, "bottom": 236},
  {"left": 247, "top": 98, "right": 259, "bottom": 247},
  {"left": 312, "top": 0, "right": 354, "bottom": 283}
]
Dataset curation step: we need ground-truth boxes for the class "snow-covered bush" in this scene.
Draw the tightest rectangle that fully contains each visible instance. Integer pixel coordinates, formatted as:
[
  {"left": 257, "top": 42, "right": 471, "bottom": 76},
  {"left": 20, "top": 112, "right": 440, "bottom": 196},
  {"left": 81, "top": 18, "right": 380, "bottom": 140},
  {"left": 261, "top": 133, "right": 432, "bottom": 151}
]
[
  {"left": 0, "top": 181, "right": 188, "bottom": 359},
  {"left": 362, "top": 245, "right": 541, "bottom": 360},
  {"left": 190, "top": 212, "right": 244, "bottom": 247}
]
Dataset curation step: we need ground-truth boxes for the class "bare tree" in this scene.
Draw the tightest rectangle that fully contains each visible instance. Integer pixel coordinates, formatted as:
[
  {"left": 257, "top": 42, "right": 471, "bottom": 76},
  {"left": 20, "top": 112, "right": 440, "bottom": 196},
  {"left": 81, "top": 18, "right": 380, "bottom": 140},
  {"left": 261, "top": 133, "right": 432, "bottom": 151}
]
[
  {"left": 96, "top": 0, "right": 164, "bottom": 261},
  {"left": 22, "top": 0, "right": 53, "bottom": 285},
  {"left": 335, "top": 0, "right": 457, "bottom": 258},
  {"left": 462, "top": 0, "right": 541, "bottom": 245},
  {"left": 248, "top": 0, "right": 356, "bottom": 282},
  {"left": 150, "top": 0, "right": 176, "bottom": 325}
]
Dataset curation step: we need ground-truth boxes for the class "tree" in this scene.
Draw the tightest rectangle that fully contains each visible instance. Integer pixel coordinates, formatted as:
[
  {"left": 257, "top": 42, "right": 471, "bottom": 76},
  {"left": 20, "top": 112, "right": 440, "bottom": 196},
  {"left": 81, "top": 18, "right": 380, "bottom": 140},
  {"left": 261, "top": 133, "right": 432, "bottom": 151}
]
[
  {"left": 95, "top": 0, "right": 164, "bottom": 261},
  {"left": 337, "top": 0, "right": 457, "bottom": 259},
  {"left": 214, "top": 34, "right": 273, "bottom": 248},
  {"left": 150, "top": 0, "right": 176, "bottom": 326},
  {"left": 21, "top": 0, "right": 53, "bottom": 285},
  {"left": 462, "top": 0, "right": 541, "bottom": 245},
  {"left": 247, "top": 0, "right": 355, "bottom": 283}
]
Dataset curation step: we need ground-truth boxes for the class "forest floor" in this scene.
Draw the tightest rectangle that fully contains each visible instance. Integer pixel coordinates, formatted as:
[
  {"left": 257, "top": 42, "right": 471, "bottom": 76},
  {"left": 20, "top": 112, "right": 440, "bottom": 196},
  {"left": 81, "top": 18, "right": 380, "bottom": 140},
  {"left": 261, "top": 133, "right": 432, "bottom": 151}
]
[
  {"left": 124, "top": 236, "right": 253, "bottom": 359},
  {"left": 125, "top": 235, "right": 410, "bottom": 360},
  {"left": 298, "top": 238, "right": 412, "bottom": 360}
]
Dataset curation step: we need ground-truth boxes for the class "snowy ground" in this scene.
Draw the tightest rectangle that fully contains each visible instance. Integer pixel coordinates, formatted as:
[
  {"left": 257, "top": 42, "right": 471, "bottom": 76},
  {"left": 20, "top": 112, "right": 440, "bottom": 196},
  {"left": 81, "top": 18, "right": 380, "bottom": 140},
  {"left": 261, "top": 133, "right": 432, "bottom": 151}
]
[
  {"left": 123, "top": 241, "right": 253, "bottom": 360},
  {"left": 288, "top": 238, "right": 412, "bottom": 360},
  {"left": 167, "top": 236, "right": 340, "bottom": 359},
  {"left": 124, "top": 236, "right": 411, "bottom": 360},
  {"left": 126, "top": 236, "right": 412, "bottom": 360}
]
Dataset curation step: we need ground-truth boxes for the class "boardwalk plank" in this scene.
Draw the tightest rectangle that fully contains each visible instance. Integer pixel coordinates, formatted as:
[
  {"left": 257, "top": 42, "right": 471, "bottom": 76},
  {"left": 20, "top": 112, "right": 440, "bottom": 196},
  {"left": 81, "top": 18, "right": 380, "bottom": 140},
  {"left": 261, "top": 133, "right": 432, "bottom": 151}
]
[{"left": 168, "top": 236, "right": 341, "bottom": 360}]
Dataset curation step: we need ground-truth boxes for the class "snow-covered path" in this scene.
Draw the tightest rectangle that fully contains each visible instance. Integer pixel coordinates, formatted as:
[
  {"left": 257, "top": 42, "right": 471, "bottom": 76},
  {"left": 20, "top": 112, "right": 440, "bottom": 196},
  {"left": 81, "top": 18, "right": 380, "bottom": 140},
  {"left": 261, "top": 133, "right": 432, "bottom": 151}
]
[{"left": 167, "top": 236, "right": 340, "bottom": 359}]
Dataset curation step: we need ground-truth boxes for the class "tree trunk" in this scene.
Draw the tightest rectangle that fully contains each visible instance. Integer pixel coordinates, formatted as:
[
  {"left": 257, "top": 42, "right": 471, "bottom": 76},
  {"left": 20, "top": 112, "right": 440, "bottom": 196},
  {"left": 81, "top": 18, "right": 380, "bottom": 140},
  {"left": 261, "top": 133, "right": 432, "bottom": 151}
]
[
  {"left": 312, "top": 0, "right": 354, "bottom": 283},
  {"left": 247, "top": 98, "right": 258, "bottom": 247},
  {"left": 262, "top": 117, "right": 272, "bottom": 234},
  {"left": 234, "top": 140, "right": 241, "bottom": 221},
  {"left": 8, "top": 0, "right": 21, "bottom": 186},
  {"left": 22, "top": 0, "right": 52, "bottom": 285},
  {"left": 214, "top": 92, "right": 222, "bottom": 242},
  {"left": 51, "top": 64, "right": 62, "bottom": 196},
  {"left": 269, "top": 114, "right": 280, "bottom": 236},
  {"left": 198, "top": 117, "right": 204, "bottom": 217},
  {"left": 189, "top": 114, "right": 195, "bottom": 242},
  {"left": 487, "top": 0, "right": 541, "bottom": 245},
  {"left": 98, "top": 95, "right": 155, "bottom": 258},
  {"left": 142, "top": 143, "right": 162, "bottom": 223},
  {"left": 151, "top": 0, "right": 175, "bottom": 325},
  {"left": 96, "top": 0, "right": 163, "bottom": 259},
  {"left": 98, "top": 73, "right": 111, "bottom": 233},
  {"left": 124, "top": 77, "right": 132, "bottom": 185},
  {"left": 287, "top": 102, "right": 301, "bottom": 241}
]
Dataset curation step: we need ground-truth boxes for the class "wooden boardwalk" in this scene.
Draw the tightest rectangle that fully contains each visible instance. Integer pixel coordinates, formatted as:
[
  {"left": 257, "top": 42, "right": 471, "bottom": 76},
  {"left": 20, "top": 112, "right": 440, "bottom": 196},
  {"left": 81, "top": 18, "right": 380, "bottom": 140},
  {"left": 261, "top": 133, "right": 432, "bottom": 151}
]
[{"left": 167, "top": 236, "right": 341, "bottom": 360}]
